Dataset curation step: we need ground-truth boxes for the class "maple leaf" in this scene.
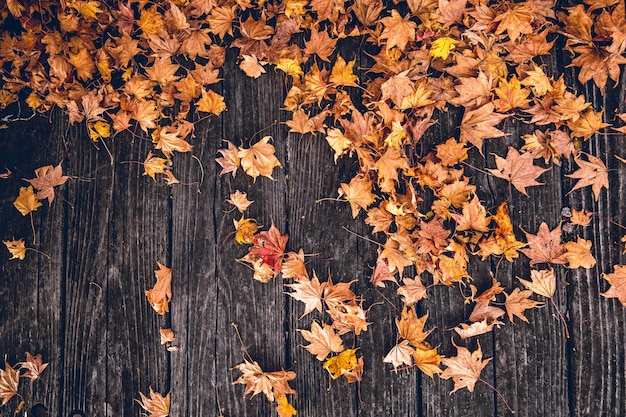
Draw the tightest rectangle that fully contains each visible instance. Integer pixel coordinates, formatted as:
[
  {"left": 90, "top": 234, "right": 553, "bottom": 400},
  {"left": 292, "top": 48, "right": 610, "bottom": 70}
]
[
  {"left": 396, "top": 306, "right": 432, "bottom": 347},
  {"left": 16, "top": 352, "right": 48, "bottom": 382},
  {"left": 275, "top": 394, "right": 297, "bottom": 417},
  {"left": 135, "top": 387, "right": 170, "bottom": 417},
  {"left": 369, "top": 253, "right": 398, "bottom": 288},
  {"left": 234, "top": 217, "right": 260, "bottom": 245},
  {"left": 197, "top": 89, "right": 226, "bottom": 115},
  {"left": 304, "top": 27, "right": 337, "bottom": 62},
  {"left": 454, "top": 319, "right": 503, "bottom": 339},
  {"left": 14, "top": 186, "right": 42, "bottom": 216},
  {"left": 159, "top": 328, "right": 176, "bottom": 345},
  {"left": 397, "top": 276, "right": 428, "bottom": 304},
  {"left": 454, "top": 195, "right": 490, "bottom": 233},
  {"left": 286, "top": 272, "right": 326, "bottom": 316},
  {"left": 23, "top": 162, "right": 69, "bottom": 204},
  {"left": 459, "top": 103, "right": 508, "bottom": 150},
  {"left": 380, "top": 10, "right": 417, "bottom": 51},
  {"left": 227, "top": 190, "right": 253, "bottom": 213},
  {"left": 3, "top": 239, "right": 26, "bottom": 260},
  {"left": 570, "top": 209, "right": 592, "bottom": 227},
  {"left": 239, "top": 54, "right": 267, "bottom": 78},
  {"left": 602, "top": 265, "right": 626, "bottom": 306},
  {"left": 383, "top": 340, "right": 414, "bottom": 370},
  {"left": 375, "top": 148, "right": 409, "bottom": 193},
  {"left": 430, "top": 36, "right": 458, "bottom": 60},
  {"left": 281, "top": 249, "right": 308, "bottom": 280},
  {"left": 152, "top": 127, "right": 193, "bottom": 159},
  {"left": 216, "top": 140, "right": 241, "bottom": 177},
  {"left": 504, "top": 288, "right": 543, "bottom": 323},
  {"left": 489, "top": 147, "right": 550, "bottom": 196},
  {"left": 560, "top": 237, "right": 596, "bottom": 269},
  {"left": 323, "top": 349, "right": 358, "bottom": 379},
  {"left": 440, "top": 341, "right": 492, "bottom": 393},
  {"left": 338, "top": 174, "right": 377, "bottom": 218},
  {"left": 143, "top": 152, "right": 168, "bottom": 181},
  {"left": 518, "top": 269, "right": 556, "bottom": 299},
  {"left": 329, "top": 55, "right": 358, "bottom": 87},
  {"left": 566, "top": 153, "right": 609, "bottom": 201},
  {"left": 249, "top": 222, "right": 288, "bottom": 276},
  {"left": 145, "top": 262, "right": 172, "bottom": 315},
  {"left": 207, "top": 5, "right": 235, "bottom": 38},
  {"left": 237, "top": 136, "right": 282, "bottom": 181},
  {"left": 413, "top": 346, "right": 442, "bottom": 378},
  {"left": 299, "top": 321, "right": 344, "bottom": 361},
  {"left": 233, "top": 360, "right": 296, "bottom": 403},
  {"left": 521, "top": 222, "right": 566, "bottom": 266},
  {"left": 0, "top": 361, "right": 19, "bottom": 405}
]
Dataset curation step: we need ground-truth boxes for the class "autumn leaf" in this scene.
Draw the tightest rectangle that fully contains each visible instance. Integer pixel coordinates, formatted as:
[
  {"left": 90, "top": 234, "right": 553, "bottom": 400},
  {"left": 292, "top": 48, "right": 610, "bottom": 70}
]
[
  {"left": 299, "top": 321, "right": 344, "bottom": 361},
  {"left": 0, "top": 361, "right": 19, "bottom": 405},
  {"left": 286, "top": 272, "right": 326, "bottom": 316},
  {"left": 227, "top": 190, "right": 253, "bottom": 213},
  {"left": 601, "top": 265, "right": 626, "bottom": 306},
  {"left": 135, "top": 387, "right": 170, "bottom": 417},
  {"left": 239, "top": 54, "right": 267, "bottom": 78},
  {"left": 14, "top": 186, "right": 42, "bottom": 216},
  {"left": 234, "top": 217, "right": 260, "bottom": 245},
  {"left": 459, "top": 103, "right": 508, "bottom": 150},
  {"left": 520, "top": 222, "right": 566, "bottom": 266},
  {"left": 488, "top": 147, "right": 550, "bottom": 196},
  {"left": 143, "top": 152, "right": 169, "bottom": 181},
  {"left": 237, "top": 136, "right": 282, "bottom": 181},
  {"left": 216, "top": 140, "right": 241, "bottom": 177},
  {"left": 249, "top": 222, "right": 288, "bottom": 276},
  {"left": 323, "top": 349, "right": 358, "bottom": 379},
  {"left": 16, "top": 352, "right": 48, "bottom": 382},
  {"left": 338, "top": 174, "right": 377, "bottom": 218},
  {"left": 276, "top": 394, "right": 297, "bottom": 417},
  {"left": 560, "top": 237, "right": 596, "bottom": 269},
  {"left": 383, "top": 340, "right": 414, "bottom": 370},
  {"left": 379, "top": 10, "right": 416, "bottom": 51},
  {"left": 152, "top": 126, "right": 193, "bottom": 159},
  {"left": 504, "top": 288, "right": 543, "bottom": 323},
  {"left": 440, "top": 341, "right": 491, "bottom": 393},
  {"left": 566, "top": 153, "right": 609, "bottom": 201},
  {"left": 430, "top": 36, "right": 458, "bottom": 60},
  {"left": 413, "top": 346, "right": 442, "bottom": 378},
  {"left": 518, "top": 269, "right": 556, "bottom": 299},
  {"left": 3, "top": 239, "right": 26, "bottom": 260},
  {"left": 329, "top": 55, "right": 358, "bottom": 87},
  {"left": 232, "top": 360, "right": 296, "bottom": 403},
  {"left": 23, "top": 162, "right": 69, "bottom": 204},
  {"left": 197, "top": 89, "right": 226, "bottom": 115},
  {"left": 145, "top": 262, "right": 172, "bottom": 315}
]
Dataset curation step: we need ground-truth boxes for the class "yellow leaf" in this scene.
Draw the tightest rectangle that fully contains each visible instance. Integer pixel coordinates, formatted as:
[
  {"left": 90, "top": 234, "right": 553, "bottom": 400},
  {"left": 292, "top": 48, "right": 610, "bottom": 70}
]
[
  {"left": 276, "top": 394, "right": 297, "bottom": 417},
  {"left": 197, "top": 89, "right": 226, "bottom": 115},
  {"left": 429, "top": 36, "right": 458, "bottom": 60},
  {"left": 26, "top": 93, "right": 43, "bottom": 110},
  {"left": 143, "top": 151, "right": 168, "bottom": 181},
  {"left": 14, "top": 186, "right": 42, "bottom": 216},
  {"left": 329, "top": 55, "right": 358, "bottom": 87},
  {"left": 323, "top": 349, "right": 358, "bottom": 379},
  {"left": 3, "top": 239, "right": 26, "bottom": 260},
  {"left": 237, "top": 136, "right": 282, "bottom": 181},
  {"left": 234, "top": 216, "right": 260, "bottom": 244},
  {"left": 88, "top": 121, "right": 111, "bottom": 142},
  {"left": 275, "top": 58, "right": 304, "bottom": 80},
  {"left": 284, "top": 0, "right": 307, "bottom": 18}
]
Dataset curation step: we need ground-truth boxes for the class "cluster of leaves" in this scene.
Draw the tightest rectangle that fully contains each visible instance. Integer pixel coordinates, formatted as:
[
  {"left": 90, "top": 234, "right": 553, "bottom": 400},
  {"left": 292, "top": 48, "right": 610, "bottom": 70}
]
[
  {"left": 3, "top": 0, "right": 626, "bottom": 414},
  {"left": 0, "top": 352, "right": 48, "bottom": 411}
]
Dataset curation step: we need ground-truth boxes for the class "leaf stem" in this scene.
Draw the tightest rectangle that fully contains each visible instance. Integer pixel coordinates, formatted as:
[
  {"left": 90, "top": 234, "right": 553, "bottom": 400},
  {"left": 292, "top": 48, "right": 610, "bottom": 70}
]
[
  {"left": 479, "top": 378, "right": 515, "bottom": 414},
  {"left": 341, "top": 226, "right": 382, "bottom": 247}
]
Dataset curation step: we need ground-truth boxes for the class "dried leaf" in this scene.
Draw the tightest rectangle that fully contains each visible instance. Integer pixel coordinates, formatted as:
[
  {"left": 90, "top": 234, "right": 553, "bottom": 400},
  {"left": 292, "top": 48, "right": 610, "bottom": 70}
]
[{"left": 135, "top": 387, "right": 170, "bottom": 417}]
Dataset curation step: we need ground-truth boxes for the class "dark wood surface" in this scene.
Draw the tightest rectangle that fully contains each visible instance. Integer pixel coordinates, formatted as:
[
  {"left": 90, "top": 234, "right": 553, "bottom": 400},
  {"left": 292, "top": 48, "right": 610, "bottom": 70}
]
[{"left": 1, "top": 43, "right": 625, "bottom": 417}]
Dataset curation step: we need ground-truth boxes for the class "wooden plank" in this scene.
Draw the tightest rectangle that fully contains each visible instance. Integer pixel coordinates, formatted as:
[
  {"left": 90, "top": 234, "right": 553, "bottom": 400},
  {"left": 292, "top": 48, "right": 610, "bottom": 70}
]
[
  {"left": 170, "top": 116, "right": 222, "bottom": 416},
  {"left": 104, "top": 134, "right": 170, "bottom": 414},
  {"left": 285, "top": 132, "right": 360, "bottom": 417},
  {"left": 567, "top": 81, "right": 626, "bottom": 417},
  {"left": 0, "top": 113, "right": 64, "bottom": 415},
  {"left": 214, "top": 54, "right": 290, "bottom": 416},
  {"left": 60, "top": 123, "right": 113, "bottom": 416}
]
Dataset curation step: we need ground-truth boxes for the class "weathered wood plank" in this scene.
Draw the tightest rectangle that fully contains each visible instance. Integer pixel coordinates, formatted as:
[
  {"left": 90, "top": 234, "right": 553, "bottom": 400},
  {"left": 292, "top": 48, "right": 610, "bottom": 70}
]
[
  {"left": 170, "top": 116, "right": 222, "bottom": 416},
  {"left": 215, "top": 54, "right": 290, "bottom": 416},
  {"left": 104, "top": 135, "right": 170, "bottom": 415},
  {"left": 285, "top": 131, "right": 360, "bottom": 417},
  {"left": 60, "top": 124, "right": 113, "bottom": 416},
  {"left": 0, "top": 114, "right": 64, "bottom": 415}
]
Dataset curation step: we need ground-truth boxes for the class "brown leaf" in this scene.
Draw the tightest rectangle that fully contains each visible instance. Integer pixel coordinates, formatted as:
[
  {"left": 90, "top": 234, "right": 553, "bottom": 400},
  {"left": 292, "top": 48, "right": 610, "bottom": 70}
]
[
  {"left": 602, "top": 265, "right": 626, "bottom": 306},
  {"left": 521, "top": 222, "right": 566, "bottom": 266},
  {"left": 560, "top": 237, "right": 596, "bottom": 269},
  {"left": 237, "top": 136, "right": 282, "bottom": 181},
  {"left": 145, "top": 262, "right": 172, "bottom": 315},
  {"left": 440, "top": 341, "right": 492, "bottom": 393},
  {"left": 459, "top": 103, "right": 507, "bottom": 150},
  {"left": 227, "top": 190, "right": 253, "bottom": 213},
  {"left": 504, "top": 288, "right": 543, "bottom": 323},
  {"left": 0, "top": 361, "right": 19, "bottom": 405},
  {"left": 338, "top": 174, "right": 377, "bottom": 218},
  {"left": 233, "top": 360, "right": 296, "bottom": 402},
  {"left": 489, "top": 147, "right": 549, "bottom": 196},
  {"left": 135, "top": 387, "right": 170, "bottom": 417},
  {"left": 24, "top": 162, "right": 69, "bottom": 204},
  {"left": 566, "top": 153, "right": 609, "bottom": 201},
  {"left": 16, "top": 352, "right": 49, "bottom": 382},
  {"left": 299, "top": 321, "right": 344, "bottom": 361}
]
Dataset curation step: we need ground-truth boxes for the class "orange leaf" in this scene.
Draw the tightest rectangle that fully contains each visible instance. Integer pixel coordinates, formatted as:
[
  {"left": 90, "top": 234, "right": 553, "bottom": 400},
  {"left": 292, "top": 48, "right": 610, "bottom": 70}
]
[
  {"left": 237, "top": 136, "right": 282, "bottom": 181},
  {"left": 0, "top": 362, "right": 19, "bottom": 406},
  {"left": 489, "top": 147, "right": 549, "bottom": 196},
  {"left": 145, "top": 262, "right": 172, "bottom": 315},
  {"left": 299, "top": 321, "right": 343, "bottom": 361},
  {"left": 14, "top": 186, "right": 42, "bottom": 216},
  {"left": 440, "top": 341, "right": 491, "bottom": 393},
  {"left": 560, "top": 237, "right": 596, "bottom": 269},
  {"left": 3, "top": 239, "right": 26, "bottom": 260},
  {"left": 602, "top": 265, "right": 626, "bottom": 306},
  {"left": 135, "top": 387, "right": 170, "bottom": 417},
  {"left": 566, "top": 153, "right": 609, "bottom": 201}
]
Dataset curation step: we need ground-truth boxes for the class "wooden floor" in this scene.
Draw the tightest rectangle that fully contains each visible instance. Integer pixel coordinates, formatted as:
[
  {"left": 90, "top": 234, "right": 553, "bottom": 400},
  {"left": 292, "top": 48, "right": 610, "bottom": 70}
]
[{"left": 1, "top": 49, "right": 626, "bottom": 417}]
